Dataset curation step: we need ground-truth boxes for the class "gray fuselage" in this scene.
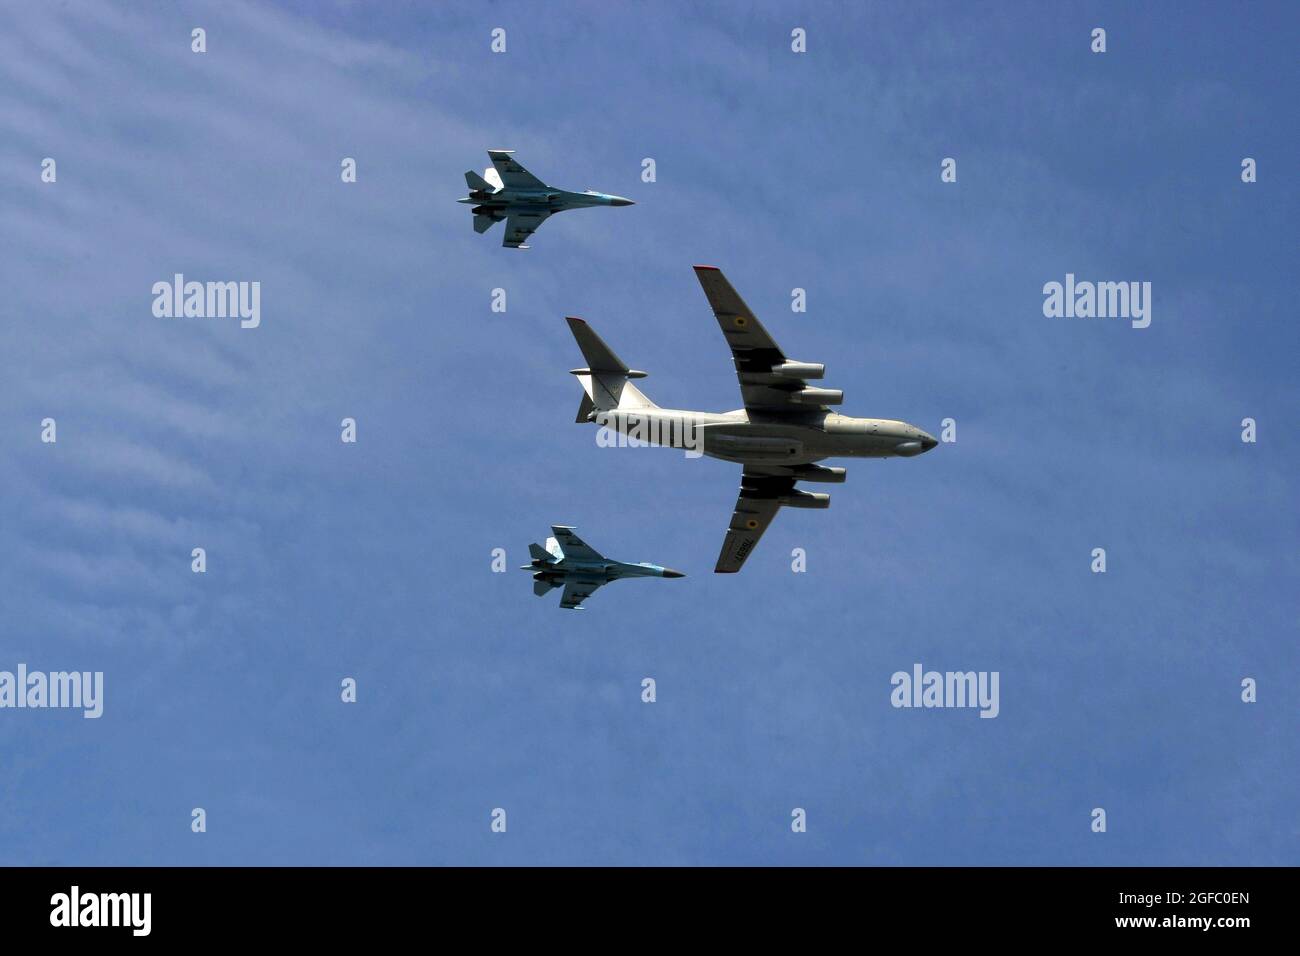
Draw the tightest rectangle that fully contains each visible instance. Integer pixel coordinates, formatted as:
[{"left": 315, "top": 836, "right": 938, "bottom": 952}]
[
  {"left": 529, "top": 559, "right": 680, "bottom": 585},
  {"left": 593, "top": 407, "right": 938, "bottom": 464},
  {"left": 459, "top": 187, "right": 633, "bottom": 217}
]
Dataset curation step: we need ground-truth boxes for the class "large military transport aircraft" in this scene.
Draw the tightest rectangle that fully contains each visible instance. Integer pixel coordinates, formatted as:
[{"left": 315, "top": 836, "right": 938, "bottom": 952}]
[
  {"left": 523, "top": 526, "right": 684, "bottom": 610},
  {"left": 565, "top": 266, "right": 938, "bottom": 573},
  {"left": 459, "top": 150, "right": 634, "bottom": 249}
]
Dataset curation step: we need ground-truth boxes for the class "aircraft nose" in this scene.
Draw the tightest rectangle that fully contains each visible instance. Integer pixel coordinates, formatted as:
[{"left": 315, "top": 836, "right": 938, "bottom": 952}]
[
  {"left": 661, "top": 568, "right": 685, "bottom": 578},
  {"left": 610, "top": 197, "right": 635, "bottom": 206},
  {"left": 921, "top": 433, "right": 938, "bottom": 451}
]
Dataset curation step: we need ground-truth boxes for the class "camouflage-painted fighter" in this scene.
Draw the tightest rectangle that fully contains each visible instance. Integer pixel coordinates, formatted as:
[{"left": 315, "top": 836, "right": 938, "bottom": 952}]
[
  {"left": 523, "top": 526, "right": 684, "bottom": 610},
  {"left": 566, "top": 267, "right": 938, "bottom": 574},
  {"left": 459, "top": 150, "right": 634, "bottom": 249}
]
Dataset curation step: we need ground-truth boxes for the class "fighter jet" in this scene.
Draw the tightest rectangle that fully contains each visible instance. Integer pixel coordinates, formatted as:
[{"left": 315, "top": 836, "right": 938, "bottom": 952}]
[
  {"left": 565, "top": 266, "right": 939, "bottom": 573},
  {"left": 522, "top": 526, "right": 684, "bottom": 610},
  {"left": 459, "top": 150, "right": 634, "bottom": 249}
]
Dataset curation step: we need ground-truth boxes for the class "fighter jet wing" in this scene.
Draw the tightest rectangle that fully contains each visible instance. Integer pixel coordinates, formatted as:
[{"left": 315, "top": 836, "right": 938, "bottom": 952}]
[
  {"left": 714, "top": 469, "right": 795, "bottom": 573},
  {"left": 487, "top": 150, "right": 547, "bottom": 190},
  {"left": 559, "top": 580, "right": 602, "bottom": 610},
  {"left": 551, "top": 526, "right": 605, "bottom": 561},
  {"left": 502, "top": 210, "right": 550, "bottom": 248},
  {"left": 693, "top": 265, "right": 834, "bottom": 412}
]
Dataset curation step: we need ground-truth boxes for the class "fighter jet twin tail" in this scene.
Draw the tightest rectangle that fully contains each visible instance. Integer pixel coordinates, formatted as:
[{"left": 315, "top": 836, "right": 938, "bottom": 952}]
[{"left": 463, "top": 153, "right": 938, "bottom": 608}]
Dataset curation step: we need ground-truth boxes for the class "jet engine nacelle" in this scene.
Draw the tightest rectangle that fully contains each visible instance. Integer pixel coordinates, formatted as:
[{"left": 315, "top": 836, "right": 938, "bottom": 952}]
[
  {"left": 778, "top": 490, "right": 831, "bottom": 509},
  {"left": 772, "top": 361, "right": 825, "bottom": 380},
  {"left": 789, "top": 387, "right": 843, "bottom": 405}
]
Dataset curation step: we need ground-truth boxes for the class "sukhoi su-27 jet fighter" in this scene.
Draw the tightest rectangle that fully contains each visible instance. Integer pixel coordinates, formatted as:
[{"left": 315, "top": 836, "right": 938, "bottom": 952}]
[
  {"left": 523, "top": 526, "right": 684, "bottom": 610},
  {"left": 565, "top": 267, "right": 938, "bottom": 573},
  {"left": 459, "top": 150, "right": 634, "bottom": 249}
]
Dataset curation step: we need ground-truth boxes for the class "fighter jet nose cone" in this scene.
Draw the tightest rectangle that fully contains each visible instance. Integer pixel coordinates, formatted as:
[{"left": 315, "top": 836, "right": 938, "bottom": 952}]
[
  {"left": 610, "top": 197, "right": 635, "bottom": 206},
  {"left": 662, "top": 568, "right": 685, "bottom": 578},
  {"left": 921, "top": 434, "right": 938, "bottom": 450}
]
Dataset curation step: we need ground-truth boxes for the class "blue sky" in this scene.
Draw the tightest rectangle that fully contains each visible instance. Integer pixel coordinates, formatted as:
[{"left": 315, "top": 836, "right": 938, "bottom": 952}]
[{"left": 0, "top": 0, "right": 1295, "bottom": 865}]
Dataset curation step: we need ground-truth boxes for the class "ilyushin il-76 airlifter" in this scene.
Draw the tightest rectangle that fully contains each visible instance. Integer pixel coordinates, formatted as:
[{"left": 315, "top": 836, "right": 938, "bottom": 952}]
[
  {"left": 459, "top": 150, "right": 634, "bottom": 249},
  {"left": 523, "top": 526, "right": 684, "bottom": 610},
  {"left": 565, "top": 266, "right": 938, "bottom": 573}
]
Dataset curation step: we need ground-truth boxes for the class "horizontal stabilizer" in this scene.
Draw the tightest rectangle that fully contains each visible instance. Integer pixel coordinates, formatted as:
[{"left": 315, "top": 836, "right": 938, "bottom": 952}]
[
  {"left": 528, "top": 543, "right": 552, "bottom": 563},
  {"left": 473, "top": 213, "right": 499, "bottom": 234},
  {"left": 465, "top": 169, "right": 493, "bottom": 192},
  {"left": 565, "top": 317, "right": 657, "bottom": 414},
  {"left": 566, "top": 317, "right": 632, "bottom": 373},
  {"left": 533, "top": 577, "right": 559, "bottom": 597}
]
